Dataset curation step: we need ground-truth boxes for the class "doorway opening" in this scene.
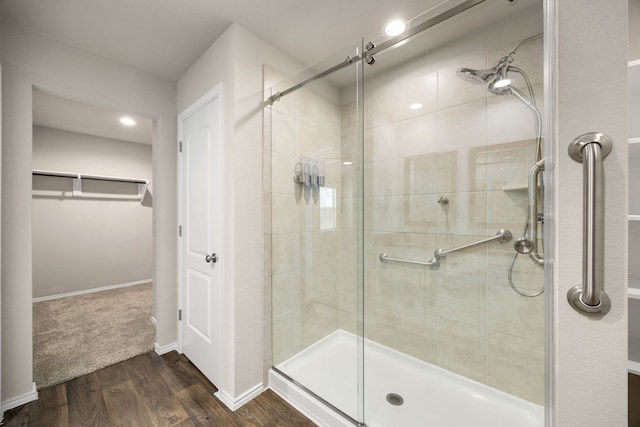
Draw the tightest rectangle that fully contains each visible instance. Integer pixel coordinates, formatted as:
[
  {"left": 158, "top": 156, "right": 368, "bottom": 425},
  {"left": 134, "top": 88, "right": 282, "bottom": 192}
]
[{"left": 31, "top": 89, "right": 156, "bottom": 389}]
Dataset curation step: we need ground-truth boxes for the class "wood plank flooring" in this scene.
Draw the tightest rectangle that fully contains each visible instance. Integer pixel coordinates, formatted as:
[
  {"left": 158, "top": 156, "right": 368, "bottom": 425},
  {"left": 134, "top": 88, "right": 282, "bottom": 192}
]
[{"left": 3, "top": 351, "right": 315, "bottom": 426}]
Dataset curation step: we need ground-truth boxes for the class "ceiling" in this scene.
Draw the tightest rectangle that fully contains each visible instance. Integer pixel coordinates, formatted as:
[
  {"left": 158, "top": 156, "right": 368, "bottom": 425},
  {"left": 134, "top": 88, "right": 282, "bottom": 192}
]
[
  {"left": 0, "top": 0, "right": 452, "bottom": 144},
  {"left": 0, "top": 0, "right": 454, "bottom": 82},
  {"left": 33, "top": 90, "right": 154, "bottom": 145},
  {"left": 1, "top": 0, "right": 538, "bottom": 144}
]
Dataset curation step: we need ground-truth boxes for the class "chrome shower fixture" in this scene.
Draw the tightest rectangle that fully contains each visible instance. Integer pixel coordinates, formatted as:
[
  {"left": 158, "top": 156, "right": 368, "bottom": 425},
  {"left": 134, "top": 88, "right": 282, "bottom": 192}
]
[
  {"left": 513, "top": 236, "right": 534, "bottom": 254},
  {"left": 456, "top": 33, "right": 545, "bottom": 298},
  {"left": 455, "top": 53, "right": 512, "bottom": 90},
  {"left": 455, "top": 66, "right": 497, "bottom": 85},
  {"left": 456, "top": 34, "right": 542, "bottom": 100}
]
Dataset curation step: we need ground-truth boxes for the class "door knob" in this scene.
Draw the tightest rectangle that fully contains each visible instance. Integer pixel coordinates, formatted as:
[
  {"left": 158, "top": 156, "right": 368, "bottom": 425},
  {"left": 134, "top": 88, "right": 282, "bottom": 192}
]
[{"left": 205, "top": 253, "right": 217, "bottom": 263}]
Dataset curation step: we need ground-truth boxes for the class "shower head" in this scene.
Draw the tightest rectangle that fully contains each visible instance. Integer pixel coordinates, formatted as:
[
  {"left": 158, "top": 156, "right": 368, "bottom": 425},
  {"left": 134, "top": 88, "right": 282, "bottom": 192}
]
[
  {"left": 457, "top": 34, "right": 542, "bottom": 90},
  {"left": 485, "top": 59, "right": 512, "bottom": 94},
  {"left": 458, "top": 54, "right": 513, "bottom": 92},
  {"left": 457, "top": 39, "right": 542, "bottom": 165},
  {"left": 487, "top": 78, "right": 512, "bottom": 95},
  {"left": 459, "top": 62, "right": 538, "bottom": 116},
  {"left": 455, "top": 67, "right": 496, "bottom": 85}
]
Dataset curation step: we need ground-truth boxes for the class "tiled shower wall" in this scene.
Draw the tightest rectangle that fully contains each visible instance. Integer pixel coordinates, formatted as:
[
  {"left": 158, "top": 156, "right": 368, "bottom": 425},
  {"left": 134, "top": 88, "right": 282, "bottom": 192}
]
[
  {"left": 361, "top": 35, "right": 544, "bottom": 404},
  {"left": 264, "top": 67, "right": 347, "bottom": 370},
  {"left": 266, "top": 34, "right": 545, "bottom": 404}
]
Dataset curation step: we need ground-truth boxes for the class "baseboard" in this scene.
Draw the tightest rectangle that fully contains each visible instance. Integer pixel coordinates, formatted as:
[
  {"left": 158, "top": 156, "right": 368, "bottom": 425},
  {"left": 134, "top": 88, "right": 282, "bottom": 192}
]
[
  {"left": 154, "top": 341, "right": 178, "bottom": 355},
  {"left": 33, "top": 279, "right": 153, "bottom": 302},
  {"left": 1, "top": 382, "right": 38, "bottom": 412},
  {"left": 215, "top": 383, "right": 264, "bottom": 411}
]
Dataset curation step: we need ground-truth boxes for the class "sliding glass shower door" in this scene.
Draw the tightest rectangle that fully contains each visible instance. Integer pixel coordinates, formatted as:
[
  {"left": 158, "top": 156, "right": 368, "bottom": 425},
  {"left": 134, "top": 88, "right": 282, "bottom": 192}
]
[
  {"left": 359, "top": 2, "right": 545, "bottom": 425},
  {"left": 265, "top": 40, "right": 365, "bottom": 423},
  {"left": 267, "top": 1, "right": 545, "bottom": 425}
]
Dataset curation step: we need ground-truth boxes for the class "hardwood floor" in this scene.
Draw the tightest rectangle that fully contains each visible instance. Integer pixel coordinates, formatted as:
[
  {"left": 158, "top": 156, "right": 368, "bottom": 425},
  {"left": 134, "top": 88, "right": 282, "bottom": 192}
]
[{"left": 3, "top": 351, "right": 315, "bottom": 426}]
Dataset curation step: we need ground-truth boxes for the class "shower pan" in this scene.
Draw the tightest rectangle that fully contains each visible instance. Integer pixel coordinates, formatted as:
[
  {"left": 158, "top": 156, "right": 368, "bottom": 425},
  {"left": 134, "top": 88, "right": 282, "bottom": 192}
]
[{"left": 265, "top": 0, "right": 546, "bottom": 425}]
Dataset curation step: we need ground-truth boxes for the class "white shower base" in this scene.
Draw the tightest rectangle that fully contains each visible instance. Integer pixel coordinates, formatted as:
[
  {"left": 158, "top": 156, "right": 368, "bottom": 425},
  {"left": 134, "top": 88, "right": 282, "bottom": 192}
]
[{"left": 270, "top": 330, "right": 543, "bottom": 427}]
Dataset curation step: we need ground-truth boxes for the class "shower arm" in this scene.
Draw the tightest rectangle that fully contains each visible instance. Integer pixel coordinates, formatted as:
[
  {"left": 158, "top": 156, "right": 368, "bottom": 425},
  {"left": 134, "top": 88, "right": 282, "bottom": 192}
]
[
  {"left": 503, "top": 34, "right": 544, "bottom": 64},
  {"left": 510, "top": 34, "right": 543, "bottom": 55}
]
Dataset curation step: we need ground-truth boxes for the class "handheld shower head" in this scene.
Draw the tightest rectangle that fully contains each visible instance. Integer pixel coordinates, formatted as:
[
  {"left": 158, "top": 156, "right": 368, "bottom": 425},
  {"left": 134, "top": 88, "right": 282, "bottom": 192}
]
[
  {"left": 456, "top": 34, "right": 546, "bottom": 298},
  {"left": 455, "top": 67, "right": 496, "bottom": 85},
  {"left": 487, "top": 79, "right": 512, "bottom": 95}
]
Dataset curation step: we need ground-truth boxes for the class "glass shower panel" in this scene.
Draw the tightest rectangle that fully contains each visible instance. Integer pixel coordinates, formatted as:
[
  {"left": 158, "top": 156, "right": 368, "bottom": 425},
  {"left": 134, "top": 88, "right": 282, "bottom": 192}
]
[
  {"left": 267, "top": 1, "right": 545, "bottom": 425},
  {"left": 266, "top": 41, "right": 365, "bottom": 423},
  {"left": 360, "top": 1, "right": 545, "bottom": 426}
]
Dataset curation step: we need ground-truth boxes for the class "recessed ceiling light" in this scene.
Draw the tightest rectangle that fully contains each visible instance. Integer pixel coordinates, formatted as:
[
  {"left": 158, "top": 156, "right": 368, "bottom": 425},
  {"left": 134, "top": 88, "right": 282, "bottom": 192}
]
[
  {"left": 384, "top": 19, "right": 408, "bottom": 37},
  {"left": 410, "top": 103, "right": 423, "bottom": 110},
  {"left": 119, "top": 116, "right": 136, "bottom": 126}
]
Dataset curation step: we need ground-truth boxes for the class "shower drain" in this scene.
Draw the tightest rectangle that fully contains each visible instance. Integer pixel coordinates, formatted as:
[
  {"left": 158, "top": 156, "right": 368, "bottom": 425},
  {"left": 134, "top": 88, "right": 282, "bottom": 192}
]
[{"left": 386, "top": 393, "right": 404, "bottom": 406}]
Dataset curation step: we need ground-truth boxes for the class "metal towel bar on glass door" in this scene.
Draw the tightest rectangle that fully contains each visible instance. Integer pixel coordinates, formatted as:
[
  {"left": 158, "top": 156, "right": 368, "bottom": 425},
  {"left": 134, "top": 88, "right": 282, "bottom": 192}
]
[{"left": 566, "top": 132, "right": 612, "bottom": 316}]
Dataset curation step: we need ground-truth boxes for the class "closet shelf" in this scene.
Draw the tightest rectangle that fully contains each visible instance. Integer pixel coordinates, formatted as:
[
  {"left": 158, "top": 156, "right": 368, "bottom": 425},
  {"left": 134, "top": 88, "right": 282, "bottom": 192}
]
[{"left": 32, "top": 169, "right": 149, "bottom": 202}]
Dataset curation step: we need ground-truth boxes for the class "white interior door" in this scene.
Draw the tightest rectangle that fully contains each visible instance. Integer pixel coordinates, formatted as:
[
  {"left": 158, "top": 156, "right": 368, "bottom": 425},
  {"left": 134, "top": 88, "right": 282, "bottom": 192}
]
[{"left": 178, "top": 84, "right": 223, "bottom": 386}]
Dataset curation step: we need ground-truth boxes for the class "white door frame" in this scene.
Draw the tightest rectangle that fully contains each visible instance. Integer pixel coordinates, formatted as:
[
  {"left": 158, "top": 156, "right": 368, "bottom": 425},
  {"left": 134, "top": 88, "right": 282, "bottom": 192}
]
[{"left": 177, "top": 83, "right": 225, "bottom": 386}]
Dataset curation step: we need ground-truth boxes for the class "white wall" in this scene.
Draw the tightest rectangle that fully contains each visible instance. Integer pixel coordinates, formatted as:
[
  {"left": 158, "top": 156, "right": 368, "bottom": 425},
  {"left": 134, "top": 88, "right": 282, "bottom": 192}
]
[
  {"left": 32, "top": 126, "right": 152, "bottom": 298},
  {"left": 177, "top": 22, "right": 304, "bottom": 402},
  {"left": 552, "top": 0, "right": 628, "bottom": 425},
  {"left": 631, "top": 0, "right": 640, "bottom": 62},
  {"left": 0, "top": 18, "right": 3, "bottom": 424},
  {"left": 1, "top": 23, "right": 177, "bottom": 403}
]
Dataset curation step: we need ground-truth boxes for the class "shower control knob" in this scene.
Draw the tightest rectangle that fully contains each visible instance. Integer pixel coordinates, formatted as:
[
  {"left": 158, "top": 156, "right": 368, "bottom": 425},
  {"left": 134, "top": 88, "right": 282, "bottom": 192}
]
[{"left": 205, "top": 253, "right": 217, "bottom": 263}]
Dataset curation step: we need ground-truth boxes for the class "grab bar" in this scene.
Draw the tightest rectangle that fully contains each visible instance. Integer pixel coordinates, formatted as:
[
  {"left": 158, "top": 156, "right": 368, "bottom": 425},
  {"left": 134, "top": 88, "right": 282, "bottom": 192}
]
[
  {"left": 434, "top": 229, "right": 512, "bottom": 259},
  {"left": 528, "top": 159, "right": 545, "bottom": 266},
  {"left": 566, "top": 132, "right": 612, "bottom": 316},
  {"left": 379, "top": 229, "right": 512, "bottom": 270},
  {"left": 378, "top": 253, "right": 438, "bottom": 267}
]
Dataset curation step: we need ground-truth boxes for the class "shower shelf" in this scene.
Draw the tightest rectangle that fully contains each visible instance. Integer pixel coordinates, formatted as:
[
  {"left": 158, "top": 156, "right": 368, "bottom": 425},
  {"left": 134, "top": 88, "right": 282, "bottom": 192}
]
[{"left": 501, "top": 185, "right": 528, "bottom": 192}]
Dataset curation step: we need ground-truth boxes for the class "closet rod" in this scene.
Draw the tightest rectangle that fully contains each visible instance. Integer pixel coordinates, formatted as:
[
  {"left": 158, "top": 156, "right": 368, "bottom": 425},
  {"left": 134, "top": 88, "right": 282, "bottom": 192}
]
[
  {"left": 32, "top": 169, "right": 148, "bottom": 184},
  {"left": 32, "top": 169, "right": 149, "bottom": 203}
]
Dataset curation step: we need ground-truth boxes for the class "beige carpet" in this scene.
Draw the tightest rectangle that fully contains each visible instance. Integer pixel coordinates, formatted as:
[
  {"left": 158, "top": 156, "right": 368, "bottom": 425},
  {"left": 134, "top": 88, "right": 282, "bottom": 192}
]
[{"left": 33, "top": 283, "right": 155, "bottom": 389}]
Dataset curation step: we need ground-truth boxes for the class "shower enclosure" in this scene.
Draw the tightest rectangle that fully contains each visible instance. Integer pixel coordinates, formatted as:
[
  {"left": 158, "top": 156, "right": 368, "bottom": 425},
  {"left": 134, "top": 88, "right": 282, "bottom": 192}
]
[{"left": 265, "top": 0, "right": 545, "bottom": 425}]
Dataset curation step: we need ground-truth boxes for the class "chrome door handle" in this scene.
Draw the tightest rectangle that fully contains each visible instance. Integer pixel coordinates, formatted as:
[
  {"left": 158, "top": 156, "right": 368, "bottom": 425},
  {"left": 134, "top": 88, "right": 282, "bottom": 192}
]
[{"left": 205, "top": 253, "right": 217, "bottom": 263}]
